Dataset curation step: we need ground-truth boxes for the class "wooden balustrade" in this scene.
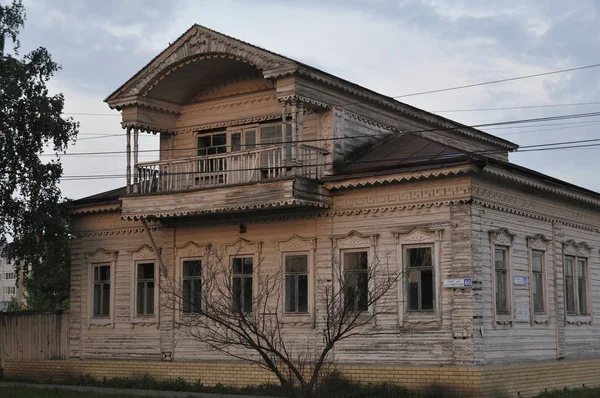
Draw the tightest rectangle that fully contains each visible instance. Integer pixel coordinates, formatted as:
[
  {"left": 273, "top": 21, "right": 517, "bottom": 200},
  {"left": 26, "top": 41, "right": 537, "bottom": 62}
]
[{"left": 135, "top": 145, "right": 326, "bottom": 194}]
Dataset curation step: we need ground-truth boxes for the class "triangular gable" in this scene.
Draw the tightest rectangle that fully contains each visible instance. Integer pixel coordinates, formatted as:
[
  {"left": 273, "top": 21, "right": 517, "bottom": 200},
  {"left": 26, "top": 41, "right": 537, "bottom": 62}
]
[{"left": 105, "top": 24, "right": 297, "bottom": 106}]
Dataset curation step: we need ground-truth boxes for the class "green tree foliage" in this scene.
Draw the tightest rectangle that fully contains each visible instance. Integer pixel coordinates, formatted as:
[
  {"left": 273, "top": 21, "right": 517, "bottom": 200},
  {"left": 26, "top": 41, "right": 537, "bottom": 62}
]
[{"left": 0, "top": 1, "right": 78, "bottom": 310}]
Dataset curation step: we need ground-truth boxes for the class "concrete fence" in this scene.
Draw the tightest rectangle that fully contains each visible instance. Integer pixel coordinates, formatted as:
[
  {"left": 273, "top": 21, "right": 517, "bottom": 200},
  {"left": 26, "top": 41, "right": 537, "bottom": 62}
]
[{"left": 0, "top": 311, "right": 68, "bottom": 367}]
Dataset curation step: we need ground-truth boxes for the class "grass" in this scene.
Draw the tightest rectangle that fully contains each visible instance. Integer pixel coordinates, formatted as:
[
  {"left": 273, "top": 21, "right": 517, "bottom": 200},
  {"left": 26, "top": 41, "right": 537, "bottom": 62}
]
[
  {"left": 0, "top": 386, "right": 144, "bottom": 397},
  {"left": 535, "top": 387, "right": 600, "bottom": 397}
]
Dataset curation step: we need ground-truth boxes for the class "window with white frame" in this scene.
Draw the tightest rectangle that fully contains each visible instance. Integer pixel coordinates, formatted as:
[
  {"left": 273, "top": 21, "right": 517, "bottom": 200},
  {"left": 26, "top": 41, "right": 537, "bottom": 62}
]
[
  {"left": 343, "top": 251, "right": 369, "bottom": 312},
  {"left": 531, "top": 250, "right": 545, "bottom": 314},
  {"left": 4, "top": 272, "right": 15, "bottom": 280},
  {"left": 494, "top": 246, "right": 510, "bottom": 315},
  {"left": 197, "top": 123, "right": 292, "bottom": 156},
  {"left": 92, "top": 264, "right": 111, "bottom": 317},
  {"left": 284, "top": 254, "right": 309, "bottom": 313},
  {"left": 232, "top": 257, "right": 253, "bottom": 313},
  {"left": 564, "top": 255, "right": 589, "bottom": 315},
  {"left": 3, "top": 286, "right": 15, "bottom": 295},
  {"left": 182, "top": 259, "right": 202, "bottom": 314},
  {"left": 136, "top": 262, "right": 155, "bottom": 316},
  {"left": 405, "top": 246, "right": 434, "bottom": 312}
]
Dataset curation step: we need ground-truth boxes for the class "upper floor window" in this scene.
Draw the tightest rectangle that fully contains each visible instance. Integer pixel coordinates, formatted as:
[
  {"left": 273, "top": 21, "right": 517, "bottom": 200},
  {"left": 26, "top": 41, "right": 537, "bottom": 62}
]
[
  {"left": 343, "top": 251, "right": 369, "bottom": 312},
  {"left": 284, "top": 254, "right": 309, "bottom": 313},
  {"left": 3, "top": 286, "right": 15, "bottom": 295},
  {"left": 494, "top": 246, "right": 510, "bottom": 315},
  {"left": 405, "top": 246, "right": 434, "bottom": 312},
  {"left": 4, "top": 272, "right": 15, "bottom": 280},
  {"left": 232, "top": 257, "right": 253, "bottom": 313},
  {"left": 137, "top": 262, "right": 155, "bottom": 316},
  {"left": 531, "top": 250, "right": 545, "bottom": 314},
  {"left": 197, "top": 123, "right": 291, "bottom": 156},
  {"left": 182, "top": 260, "right": 202, "bottom": 314},
  {"left": 93, "top": 264, "right": 111, "bottom": 317},
  {"left": 564, "top": 255, "right": 589, "bottom": 315}
]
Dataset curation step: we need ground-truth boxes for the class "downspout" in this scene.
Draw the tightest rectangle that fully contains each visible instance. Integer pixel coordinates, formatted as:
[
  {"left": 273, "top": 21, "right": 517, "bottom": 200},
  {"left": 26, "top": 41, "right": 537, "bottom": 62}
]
[
  {"left": 552, "top": 221, "right": 560, "bottom": 359},
  {"left": 141, "top": 217, "right": 168, "bottom": 331}
]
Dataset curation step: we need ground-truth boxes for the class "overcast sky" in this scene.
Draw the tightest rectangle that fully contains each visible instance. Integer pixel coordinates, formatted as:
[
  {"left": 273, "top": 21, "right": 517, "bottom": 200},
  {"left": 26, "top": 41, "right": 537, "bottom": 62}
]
[{"left": 15, "top": 0, "right": 600, "bottom": 199}]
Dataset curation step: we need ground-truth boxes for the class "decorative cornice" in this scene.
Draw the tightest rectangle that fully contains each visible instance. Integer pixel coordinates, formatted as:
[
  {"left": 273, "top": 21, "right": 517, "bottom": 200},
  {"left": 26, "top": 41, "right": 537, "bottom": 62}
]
[
  {"left": 181, "top": 94, "right": 277, "bottom": 115},
  {"left": 121, "top": 121, "right": 172, "bottom": 134},
  {"left": 324, "top": 165, "right": 477, "bottom": 190},
  {"left": 278, "top": 95, "right": 331, "bottom": 109},
  {"left": 176, "top": 114, "right": 282, "bottom": 134},
  {"left": 343, "top": 110, "right": 400, "bottom": 132},
  {"left": 73, "top": 203, "right": 121, "bottom": 215},
  {"left": 472, "top": 184, "right": 600, "bottom": 232},
  {"left": 483, "top": 166, "right": 600, "bottom": 207},
  {"left": 76, "top": 225, "right": 160, "bottom": 238},
  {"left": 120, "top": 198, "right": 331, "bottom": 221}
]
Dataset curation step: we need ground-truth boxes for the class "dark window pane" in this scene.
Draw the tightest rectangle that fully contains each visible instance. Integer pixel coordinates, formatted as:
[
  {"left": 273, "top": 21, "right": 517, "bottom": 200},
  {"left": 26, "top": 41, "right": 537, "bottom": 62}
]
[
  {"left": 93, "top": 284, "right": 102, "bottom": 316},
  {"left": 198, "top": 136, "right": 211, "bottom": 149},
  {"left": 408, "top": 282, "right": 419, "bottom": 311},
  {"left": 261, "top": 126, "right": 277, "bottom": 143},
  {"left": 231, "top": 133, "right": 242, "bottom": 152},
  {"left": 192, "top": 279, "right": 202, "bottom": 313},
  {"left": 285, "top": 255, "right": 308, "bottom": 273},
  {"left": 421, "top": 269, "right": 434, "bottom": 310},
  {"left": 407, "top": 247, "right": 432, "bottom": 268},
  {"left": 102, "top": 283, "right": 110, "bottom": 316},
  {"left": 565, "top": 276, "right": 575, "bottom": 314},
  {"left": 298, "top": 275, "right": 308, "bottom": 313},
  {"left": 243, "top": 258, "right": 253, "bottom": 275},
  {"left": 183, "top": 279, "right": 191, "bottom": 313},
  {"left": 533, "top": 273, "right": 544, "bottom": 313},
  {"left": 183, "top": 260, "right": 201, "bottom": 277},
  {"left": 138, "top": 263, "right": 154, "bottom": 280},
  {"left": 245, "top": 130, "right": 256, "bottom": 149},
  {"left": 100, "top": 266, "right": 110, "bottom": 282},
  {"left": 285, "top": 274, "right": 296, "bottom": 312},
  {"left": 233, "top": 277, "right": 242, "bottom": 311},
  {"left": 213, "top": 133, "right": 226, "bottom": 146},
  {"left": 564, "top": 257, "right": 574, "bottom": 276},
  {"left": 496, "top": 271, "right": 507, "bottom": 313},
  {"left": 344, "top": 252, "right": 368, "bottom": 271},
  {"left": 532, "top": 251, "right": 543, "bottom": 273},
  {"left": 357, "top": 273, "right": 368, "bottom": 311},
  {"left": 579, "top": 280, "right": 587, "bottom": 314},
  {"left": 146, "top": 282, "right": 154, "bottom": 315},
  {"left": 233, "top": 258, "right": 243, "bottom": 274},
  {"left": 495, "top": 248, "right": 507, "bottom": 270},
  {"left": 137, "top": 282, "right": 144, "bottom": 314},
  {"left": 243, "top": 276, "right": 253, "bottom": 313}
]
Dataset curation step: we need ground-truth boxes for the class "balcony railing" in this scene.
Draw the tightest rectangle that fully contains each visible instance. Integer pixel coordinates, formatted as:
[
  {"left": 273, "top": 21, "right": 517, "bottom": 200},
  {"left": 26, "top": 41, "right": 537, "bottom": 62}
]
[{"left": 135, "top": 144, "right": 327, "bottom": 194}]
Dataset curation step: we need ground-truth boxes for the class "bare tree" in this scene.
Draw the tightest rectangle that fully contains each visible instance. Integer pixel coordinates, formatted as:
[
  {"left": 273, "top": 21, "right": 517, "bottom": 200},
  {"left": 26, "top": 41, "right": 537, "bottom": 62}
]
[{"left": 163, "top": 242, "right": 407, "bottom": 398}]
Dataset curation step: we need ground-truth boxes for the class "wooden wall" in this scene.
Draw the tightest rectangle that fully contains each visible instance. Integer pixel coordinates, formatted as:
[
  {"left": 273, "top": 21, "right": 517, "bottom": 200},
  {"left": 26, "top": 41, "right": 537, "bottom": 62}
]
[
  {"left": 471, "top": 179, "right": 600, "bottom": 365},
  {"left": 0, "top": 311, "right": 69, "bottom": 367}
]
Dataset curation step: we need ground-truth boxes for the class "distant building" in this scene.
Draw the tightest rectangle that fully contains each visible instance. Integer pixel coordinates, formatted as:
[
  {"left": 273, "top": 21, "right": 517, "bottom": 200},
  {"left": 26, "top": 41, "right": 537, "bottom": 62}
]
[{"left": 0, "top": 246, "right": 25, "bottom": 310}]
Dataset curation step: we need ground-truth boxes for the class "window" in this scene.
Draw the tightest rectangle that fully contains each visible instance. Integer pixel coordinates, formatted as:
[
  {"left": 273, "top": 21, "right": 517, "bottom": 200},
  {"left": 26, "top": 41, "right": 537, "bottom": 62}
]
[
  {"left": 565, "top": 255, "right": 589, "bottom": 315},
  {"left": 3, "top": 286, "right": 15, "bottom": 295},
  {"left": 196, "top": 123, "right": 291, "bottom": 157},
  {"left": 182, "top": 260, "right": 202, "bottom": 314},
  {"left": 343, "top": 251, "right": 368, "bottom": 312},
  {"left": 494, "top": 247, "right": 509, "bottom": 314},
  {"left": 4, "top": 272, "right": 15, "bottom": 280},
  {"left": 232, "top": 257, "right": 253, "bottom": 313},
  {"left": 405, "top": 246, "right": 434, "bottom": 312},
  {"left": 197, "top": 133, "right": 227, "bottom": 156},
  {"left": 136, "top": 262, "right": 155, "bottom": 315},
  {"left": 531, "top": 250, "right": 545, "bottom": 314},
  {"left": 92, "top": 264, "right": 111, "bottom": 317},
  {"left": 285, "top": 254, "right": 308, "bottom": 313}
]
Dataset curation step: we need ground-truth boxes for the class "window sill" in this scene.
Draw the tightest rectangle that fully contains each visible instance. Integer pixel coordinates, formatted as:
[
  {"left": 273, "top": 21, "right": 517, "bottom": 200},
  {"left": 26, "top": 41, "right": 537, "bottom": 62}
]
[
  {"left": 131, "top": 316, "right": 157, "bottom": 328},
  {"left": 89, "top": 318, "right": 112, "bottom": 328},
  {"left": 566, "top": 315, "right": 592, "bottom": 325},
  {"left": 533, "top": 313, "right": 549, "bottom": 325},
  {"left": 494, "top": 314, "right": 513, "bottom": 326},
  {"left": 282, "top": 313, "right": 313, "bottom": 326},
  {"left": 402, "top": 312, "right": 440, "bottom": 329}
]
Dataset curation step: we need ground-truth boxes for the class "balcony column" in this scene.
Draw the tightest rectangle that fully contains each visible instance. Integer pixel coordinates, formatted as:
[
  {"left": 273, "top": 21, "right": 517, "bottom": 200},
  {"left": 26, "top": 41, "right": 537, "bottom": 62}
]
[
  {"left": 291, "top": 99, "right": 297, "bottom": 162},
  {"left": 281, "top": 99, "right": 287, "bottom": 165},
  {"left": 133, "top": 127, "right": 139, "bottom": 193},
  {"left": 298, "top": 101, "right": 305, "bottom": 169},
  {"left": 126, "top": 126, "right": 132, "bottom": 194}
]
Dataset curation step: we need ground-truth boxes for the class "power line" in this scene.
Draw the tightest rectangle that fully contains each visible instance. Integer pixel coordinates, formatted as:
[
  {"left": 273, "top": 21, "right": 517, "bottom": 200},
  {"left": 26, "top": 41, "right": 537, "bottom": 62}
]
[
  {"left": 39, "top": 110, "right": 600, "bottom": 157},
  {"left": 433, "top": 101, "right": 600, "bottom": 113},
  {"left": 393, "top": 63, "right": 600, "bottom": 98}
]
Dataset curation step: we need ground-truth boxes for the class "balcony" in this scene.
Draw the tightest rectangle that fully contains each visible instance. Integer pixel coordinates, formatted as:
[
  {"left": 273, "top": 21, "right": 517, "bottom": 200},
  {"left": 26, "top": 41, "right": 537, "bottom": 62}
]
[{"left": 120, "top": 144, "right": 330, "bottom": 220}]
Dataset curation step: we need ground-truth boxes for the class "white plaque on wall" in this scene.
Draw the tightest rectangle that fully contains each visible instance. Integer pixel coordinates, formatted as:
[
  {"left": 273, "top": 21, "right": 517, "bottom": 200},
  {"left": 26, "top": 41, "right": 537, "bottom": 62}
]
[{"left": 515, "top": 302, "right": 529, "bottom": 322}]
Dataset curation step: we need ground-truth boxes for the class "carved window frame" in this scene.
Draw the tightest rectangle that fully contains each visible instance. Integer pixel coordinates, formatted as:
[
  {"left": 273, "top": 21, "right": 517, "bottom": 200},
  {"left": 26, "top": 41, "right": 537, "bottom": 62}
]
[
  {"left": 393, "top": 227, "right": 443, "bottom": 327},
  {"left": 332, "top": 231, "right": 379, "bottom": 317},
  {"left": 276, "top": 235, "right": 317, "bottom": 325},
  {"left": 86, "top": 248, "right": 118, "bottom": 328},
  {"left": 527, "top": 234, "right": 550, "bottom": 326},
  {"left": 226, "top": 238, "right": 263, "bottom": 314},
  {"left": 130, "top": 244, "right": 160, "bottom": 327},
  {"left": 562, "top": 240, "right": 592, "bottom": 325},
  {"left": 489, "top": 228, "right": 515, "bottom": 326},
  {"left": 175, "top": 241, "right": 207, "bottom": 324}
]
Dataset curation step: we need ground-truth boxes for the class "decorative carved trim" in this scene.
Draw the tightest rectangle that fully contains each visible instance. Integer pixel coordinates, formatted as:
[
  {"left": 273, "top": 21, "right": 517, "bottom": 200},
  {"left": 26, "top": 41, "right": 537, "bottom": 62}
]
[
  {"left": 392, "top": 226, "right": 443, "bottom": 244},
  {"left": 332, "top": 230, "right": 379, "bottom": 248},
  {"left": 73, "top": 203, "right": 121, "bottom": 215},
  {"left": 527, "top": 234, "right": 550, "bottom": 251},
  {"left": 191, "top": 76, "right": 272, "bottom": 103},
  {"left": 86, "top": 248, "right": 119, "bottom": 263},
  {"left": 131, "top": 244, "right": 159, "bottom": 260},
  {"left": 343, "top": 110, "right": 401, "bottom": 132},
  {"left": 489, "top": 228, "right": 516, "bottom": 246},
  {"left": 563, "top": 240, "right": 591, "bottom": 257},
  {"left": 176, "top": 114, "right": 282, "bottom": 135},
  {"left": 324, "top": 166, "right": 477, "bottom": 190},
  {"left": 181, "top": 95, "right": 277, "bottom": 115},
  {"left": 76, "top": 225, "right": 160, "bottom": 238},
  {"left": 121, "top": 198, "right": 330, "bottom": 221},
  {"left": 472, "top": 185, "right": 600, "bottom": 232},
  {"left": 278, "top": 95, "right": 331, "bottom": 109},
  {"left": 276, "top": 235, "right": 317, "bottom": 252},
  {"left": 121, "top": 121, "right": 173, "bottom": 134},
  {"left": 177, "top": 241, "right": 206, "bottom": 258}
]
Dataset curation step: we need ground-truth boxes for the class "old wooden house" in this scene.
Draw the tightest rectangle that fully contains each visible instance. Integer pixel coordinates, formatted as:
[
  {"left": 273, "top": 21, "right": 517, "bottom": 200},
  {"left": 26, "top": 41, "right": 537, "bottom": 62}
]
[{"left": 6, "top": 25, "right": 600, "bottom": 397}]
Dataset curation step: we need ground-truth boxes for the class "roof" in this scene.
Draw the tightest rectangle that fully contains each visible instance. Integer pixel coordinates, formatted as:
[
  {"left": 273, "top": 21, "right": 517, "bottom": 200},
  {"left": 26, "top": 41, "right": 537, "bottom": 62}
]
[
  {"left": 105, "top": 24, "right": 517, "bottom": 151},
  {"left": 73, "top": 186, "right": 126, "bottom": 206}
]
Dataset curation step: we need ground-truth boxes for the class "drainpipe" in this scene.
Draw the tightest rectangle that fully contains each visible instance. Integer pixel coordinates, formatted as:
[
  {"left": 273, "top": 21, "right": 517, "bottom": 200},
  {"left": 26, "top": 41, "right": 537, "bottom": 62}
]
[{"left": 552, "top": 220, "right": 560, "bottom": 359}]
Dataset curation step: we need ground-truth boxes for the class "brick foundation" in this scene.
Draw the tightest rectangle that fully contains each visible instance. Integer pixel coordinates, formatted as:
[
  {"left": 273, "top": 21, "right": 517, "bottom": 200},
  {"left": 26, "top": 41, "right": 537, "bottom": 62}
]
[{"left": 4, "top": 358, "right": 600, "bottom": 397}]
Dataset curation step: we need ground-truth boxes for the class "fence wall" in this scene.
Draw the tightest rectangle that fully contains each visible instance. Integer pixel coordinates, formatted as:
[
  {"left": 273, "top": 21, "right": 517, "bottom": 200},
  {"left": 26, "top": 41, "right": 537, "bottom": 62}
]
[{"left": 0, "top": 311, "right": 69, "bottom": 367}]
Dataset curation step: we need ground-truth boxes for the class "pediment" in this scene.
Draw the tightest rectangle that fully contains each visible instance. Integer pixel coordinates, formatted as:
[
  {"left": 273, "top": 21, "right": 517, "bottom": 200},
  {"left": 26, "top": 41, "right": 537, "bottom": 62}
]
[
  {"left": 86, "top": 248, "right": 118, "bottom": 263},
  {"left": 332, "top": 230, "right": 379, "bottom": 248},
  {"left": 489, "top": 228, "right": 516, "bottom": 246},
  {"left": 276, "top": 235, "right": 317, "bottom": 252},
  {"left": 106, "top": 25, "right": 295, "bottom": 106},
  {"left": 131, "top": 244, "right": 158, "bottom": 261},
  {"left": 563, "top": 239, "right": 591, "bottom": 257}
]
